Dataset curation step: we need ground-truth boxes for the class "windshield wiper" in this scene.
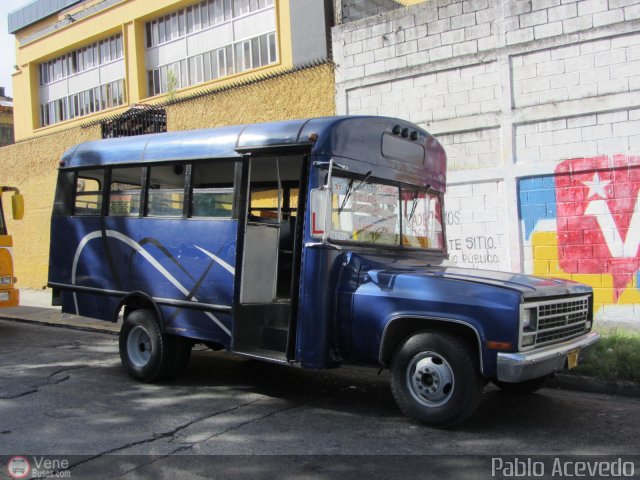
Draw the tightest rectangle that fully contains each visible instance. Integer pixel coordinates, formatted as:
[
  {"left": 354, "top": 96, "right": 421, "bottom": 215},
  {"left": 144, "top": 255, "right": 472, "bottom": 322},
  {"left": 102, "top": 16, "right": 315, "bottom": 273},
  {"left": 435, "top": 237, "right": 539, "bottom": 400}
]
[
  {"left": 406, "top": 185, "right": 430, "bottom": 226},
  {"left": 338, "top": 171, "right": 372, "bottom": 214}
]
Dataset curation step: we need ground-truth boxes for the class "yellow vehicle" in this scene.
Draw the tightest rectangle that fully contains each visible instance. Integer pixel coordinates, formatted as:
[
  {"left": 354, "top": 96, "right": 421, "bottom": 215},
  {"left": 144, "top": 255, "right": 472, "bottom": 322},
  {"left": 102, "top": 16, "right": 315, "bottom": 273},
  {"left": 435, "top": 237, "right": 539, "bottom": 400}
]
[{"left": 0, "top": 187, "right": 24, "bottom": 307}]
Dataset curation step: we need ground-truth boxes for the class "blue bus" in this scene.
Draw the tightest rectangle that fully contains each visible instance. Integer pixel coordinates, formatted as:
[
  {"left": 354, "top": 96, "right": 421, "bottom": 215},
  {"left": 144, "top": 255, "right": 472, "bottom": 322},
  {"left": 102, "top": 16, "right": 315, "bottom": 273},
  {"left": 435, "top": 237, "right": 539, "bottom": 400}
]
[{"left": 49, "top": 116, "right": 599, "bottom": 426}]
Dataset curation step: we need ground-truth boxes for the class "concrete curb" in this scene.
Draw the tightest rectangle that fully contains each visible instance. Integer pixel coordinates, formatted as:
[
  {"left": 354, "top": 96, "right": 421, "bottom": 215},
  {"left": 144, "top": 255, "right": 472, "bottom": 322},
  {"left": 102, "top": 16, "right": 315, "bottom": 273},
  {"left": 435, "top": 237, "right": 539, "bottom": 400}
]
[
  {"left": 0, "top": 310, "right": 119, "bottom": 335},
  {"left": 548, "top": 373, "right": 640, "bottom": 398}
]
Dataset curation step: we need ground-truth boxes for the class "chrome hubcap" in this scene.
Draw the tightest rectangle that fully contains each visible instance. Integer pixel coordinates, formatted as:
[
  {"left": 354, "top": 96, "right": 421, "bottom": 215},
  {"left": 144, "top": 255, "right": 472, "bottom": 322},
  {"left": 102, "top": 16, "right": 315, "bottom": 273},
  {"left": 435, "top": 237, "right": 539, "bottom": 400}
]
[{"left": 406, "top": 352, "right": 454, "bottom": 407}]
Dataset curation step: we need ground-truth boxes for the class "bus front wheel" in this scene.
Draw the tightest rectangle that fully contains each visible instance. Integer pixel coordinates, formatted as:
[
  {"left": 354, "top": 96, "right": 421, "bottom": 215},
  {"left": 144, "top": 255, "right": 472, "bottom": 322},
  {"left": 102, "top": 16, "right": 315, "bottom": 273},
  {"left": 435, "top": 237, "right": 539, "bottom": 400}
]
[
  {"left": 390, "top": 332, "right": 484, "bottom": 428},
  {"left": 119, "top": 309, "right": 190, "bottom": 382}
]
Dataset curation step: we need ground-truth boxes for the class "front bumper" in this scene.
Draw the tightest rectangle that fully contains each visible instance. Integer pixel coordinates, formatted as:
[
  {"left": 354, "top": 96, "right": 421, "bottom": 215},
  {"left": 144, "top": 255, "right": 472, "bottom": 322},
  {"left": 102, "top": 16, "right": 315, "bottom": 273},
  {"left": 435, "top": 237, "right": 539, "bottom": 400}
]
[{"left": 496, "top": 331, "right": 600, "bottom": 383}]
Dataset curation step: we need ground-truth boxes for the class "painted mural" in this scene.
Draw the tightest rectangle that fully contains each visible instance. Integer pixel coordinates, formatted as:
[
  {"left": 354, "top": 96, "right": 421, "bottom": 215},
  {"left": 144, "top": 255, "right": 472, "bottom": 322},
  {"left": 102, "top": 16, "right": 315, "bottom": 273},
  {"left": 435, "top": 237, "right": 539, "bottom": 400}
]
[{"left": 520, "top": 155, "right": 640, "bottom": 320}]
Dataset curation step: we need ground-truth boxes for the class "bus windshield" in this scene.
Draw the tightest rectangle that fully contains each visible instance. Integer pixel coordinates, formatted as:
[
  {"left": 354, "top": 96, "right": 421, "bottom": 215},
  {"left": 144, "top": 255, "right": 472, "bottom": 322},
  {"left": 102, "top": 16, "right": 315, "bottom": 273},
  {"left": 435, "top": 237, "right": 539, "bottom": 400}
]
[{"left": 329, "top": 174, "right": 444, "bottom": 250}]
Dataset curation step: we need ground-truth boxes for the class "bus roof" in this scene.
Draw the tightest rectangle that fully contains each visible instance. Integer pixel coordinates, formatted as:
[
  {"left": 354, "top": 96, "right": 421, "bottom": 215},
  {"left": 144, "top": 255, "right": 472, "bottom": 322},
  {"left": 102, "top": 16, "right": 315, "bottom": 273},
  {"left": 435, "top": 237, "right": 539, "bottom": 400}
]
[{"left": 60, "top": 116, "right": 447, "bottom": 191}]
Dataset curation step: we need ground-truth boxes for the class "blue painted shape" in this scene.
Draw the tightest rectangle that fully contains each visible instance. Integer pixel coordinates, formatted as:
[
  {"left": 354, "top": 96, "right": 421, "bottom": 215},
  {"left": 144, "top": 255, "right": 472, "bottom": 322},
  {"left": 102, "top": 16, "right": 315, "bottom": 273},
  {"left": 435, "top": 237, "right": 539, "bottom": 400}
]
[
  {"left": 518, "top": 176, "right": 557, "bottom": 239},
  {"left": 527, "top": 189, "right": 552, "bottom": 204},
  {"left": 519, "top": 177, "right": 544, "bottom": 191},
  {"left": 521, "top": 204, "right": 547, "bottom": 220}
]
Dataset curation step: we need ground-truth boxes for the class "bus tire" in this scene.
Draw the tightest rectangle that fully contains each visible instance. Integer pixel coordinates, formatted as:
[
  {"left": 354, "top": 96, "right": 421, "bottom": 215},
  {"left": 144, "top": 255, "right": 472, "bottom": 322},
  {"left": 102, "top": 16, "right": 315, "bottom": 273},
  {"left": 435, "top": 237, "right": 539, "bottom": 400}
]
[
  {"left": 493, "top": 375, "right": 550, "bottom": 394},
  {"left": 390, "top": 332, "right": 483, "bottom": 428},
  {"left": 119, "top": 309, "right": 180, "bottom": 382}
]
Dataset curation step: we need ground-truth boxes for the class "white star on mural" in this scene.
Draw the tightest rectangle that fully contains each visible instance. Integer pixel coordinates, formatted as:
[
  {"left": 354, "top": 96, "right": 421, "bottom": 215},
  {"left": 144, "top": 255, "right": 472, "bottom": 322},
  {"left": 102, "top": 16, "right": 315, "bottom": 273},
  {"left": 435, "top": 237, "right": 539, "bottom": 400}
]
[{"left": 582, "top": 172, "right": 611, "bottom": 199}]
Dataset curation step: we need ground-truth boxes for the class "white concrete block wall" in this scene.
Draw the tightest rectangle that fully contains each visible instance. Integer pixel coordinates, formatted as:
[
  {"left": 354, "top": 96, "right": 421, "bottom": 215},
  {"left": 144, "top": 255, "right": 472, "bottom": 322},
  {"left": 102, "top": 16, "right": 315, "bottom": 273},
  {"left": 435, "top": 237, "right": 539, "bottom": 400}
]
[
  {"left": 515, "top": 108, "right": 640, "bottom": 163},
  {"left": 445, "top": 181, "right": 510, "bottom": 271},
  {"left": 333, "top": 0, "right": 640, "bottom": 322},
  {"left": 347, "top": 61, "right": 500, "bottom": 123},
  {"left": 437, "top": 127, "right": 501, "bottom": 170},
  {"left": 512, "top": 32, "right": 640, "bottom": 108}
]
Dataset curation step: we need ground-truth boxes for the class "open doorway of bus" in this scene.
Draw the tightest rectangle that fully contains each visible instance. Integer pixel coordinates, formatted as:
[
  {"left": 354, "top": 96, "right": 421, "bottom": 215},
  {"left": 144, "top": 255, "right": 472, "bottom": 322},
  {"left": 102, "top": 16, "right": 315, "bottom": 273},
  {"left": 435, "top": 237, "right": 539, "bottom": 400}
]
[{"left": 0, "top": 186, "right": 24, "bottom": 307}]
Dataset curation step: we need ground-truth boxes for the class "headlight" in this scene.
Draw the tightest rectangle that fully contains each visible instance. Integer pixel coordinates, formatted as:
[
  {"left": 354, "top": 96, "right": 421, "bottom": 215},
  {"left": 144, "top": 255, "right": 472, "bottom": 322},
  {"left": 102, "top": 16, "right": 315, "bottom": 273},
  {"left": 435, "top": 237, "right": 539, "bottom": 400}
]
[{"left": 522, "top": 308, "right": 537, "bottom": 331}]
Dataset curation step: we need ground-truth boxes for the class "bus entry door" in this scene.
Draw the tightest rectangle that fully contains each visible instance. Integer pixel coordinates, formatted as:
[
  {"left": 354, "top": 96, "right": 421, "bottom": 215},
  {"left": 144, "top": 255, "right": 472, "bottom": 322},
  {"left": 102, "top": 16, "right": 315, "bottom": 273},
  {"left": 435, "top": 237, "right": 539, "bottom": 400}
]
[{"left": 239, "top": 222, "right": 279, "bottom": 303}]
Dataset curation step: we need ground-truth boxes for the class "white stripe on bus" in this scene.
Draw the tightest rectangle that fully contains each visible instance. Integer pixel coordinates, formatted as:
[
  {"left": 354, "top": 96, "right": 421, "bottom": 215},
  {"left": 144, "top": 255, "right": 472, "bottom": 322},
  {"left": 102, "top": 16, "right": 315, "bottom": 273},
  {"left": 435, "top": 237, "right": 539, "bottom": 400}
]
[{"left": 71, "top": 230, "right": 231, "bottom": 336}]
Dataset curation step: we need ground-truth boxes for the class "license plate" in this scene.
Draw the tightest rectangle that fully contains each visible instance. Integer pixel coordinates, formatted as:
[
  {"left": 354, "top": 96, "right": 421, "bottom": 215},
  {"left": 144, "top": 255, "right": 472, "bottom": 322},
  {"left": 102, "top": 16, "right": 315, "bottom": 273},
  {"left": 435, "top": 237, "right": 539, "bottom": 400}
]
[
  {"left": 0, "top": 292, "right": 9, "bottom": 301},
  {"left": 567, "top": 348, "right": 580, "bottom": 370}
]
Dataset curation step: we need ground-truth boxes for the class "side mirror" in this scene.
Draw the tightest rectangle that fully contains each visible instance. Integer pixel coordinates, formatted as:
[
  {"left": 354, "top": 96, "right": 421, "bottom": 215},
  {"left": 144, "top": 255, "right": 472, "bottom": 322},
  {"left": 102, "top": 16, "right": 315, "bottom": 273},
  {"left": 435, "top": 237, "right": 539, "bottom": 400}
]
[
  {"left": 11, "top": 193, "right": 24, "bottom": 220},
  {"left": 309, "top": 189, "right": 329, "bottom": 238}
]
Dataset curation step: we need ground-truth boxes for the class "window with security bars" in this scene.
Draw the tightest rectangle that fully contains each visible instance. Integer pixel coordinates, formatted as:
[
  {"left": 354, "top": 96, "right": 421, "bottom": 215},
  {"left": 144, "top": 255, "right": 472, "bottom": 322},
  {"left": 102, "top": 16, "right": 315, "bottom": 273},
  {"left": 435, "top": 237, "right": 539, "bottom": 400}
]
[{"left": 101, "top": 107, "right": 167, "bottom": 139}]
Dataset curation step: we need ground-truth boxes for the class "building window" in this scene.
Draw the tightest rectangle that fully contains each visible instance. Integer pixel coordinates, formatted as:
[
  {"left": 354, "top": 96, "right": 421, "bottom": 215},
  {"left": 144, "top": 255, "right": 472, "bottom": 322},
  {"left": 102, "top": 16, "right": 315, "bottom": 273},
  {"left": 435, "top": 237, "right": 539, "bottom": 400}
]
[
  {"left": 146, "top": 32, "right": 275, "bottom": 96},
  {"left": 144, "top": 0, "right": 274, "bottom": 48},
  {"left": 0, "top": 124, "right": 14, "bottom": 146},
  {"left": 40, "top": 79, "right": 126, "bottom": 127},
  {"left": 39, "top": 34, "right": 124, "bottom": 86},
  {"left": 101, "top": 106, "right": 167, "bottom": 138}
]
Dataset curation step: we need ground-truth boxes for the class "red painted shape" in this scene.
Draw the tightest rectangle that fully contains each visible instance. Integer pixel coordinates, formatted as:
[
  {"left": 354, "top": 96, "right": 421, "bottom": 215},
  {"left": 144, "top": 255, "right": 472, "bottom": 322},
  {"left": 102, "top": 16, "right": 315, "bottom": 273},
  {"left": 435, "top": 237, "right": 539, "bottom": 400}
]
[
  {"left": 311, "top": 212, "right": 324, "bottom": 235},
  {"left": 555, "top": 155, "right": 640, "bottom": 299}
]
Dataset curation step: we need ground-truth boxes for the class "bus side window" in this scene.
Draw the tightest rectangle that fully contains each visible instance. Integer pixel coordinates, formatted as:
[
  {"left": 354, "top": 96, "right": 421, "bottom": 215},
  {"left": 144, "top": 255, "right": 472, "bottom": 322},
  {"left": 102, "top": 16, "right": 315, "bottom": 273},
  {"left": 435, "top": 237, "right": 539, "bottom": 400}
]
[
  {"left": 74, "top": 170, "right": 105, "bottom": 216},
  {"left": 190, "top": 160, "right": 236, "bottom": 218},
  {"left": 109, "top": 167, "right": 143, "bottom": 216},
  {"left": 147, "top": 163, "right": 186, "bottom": 217}
]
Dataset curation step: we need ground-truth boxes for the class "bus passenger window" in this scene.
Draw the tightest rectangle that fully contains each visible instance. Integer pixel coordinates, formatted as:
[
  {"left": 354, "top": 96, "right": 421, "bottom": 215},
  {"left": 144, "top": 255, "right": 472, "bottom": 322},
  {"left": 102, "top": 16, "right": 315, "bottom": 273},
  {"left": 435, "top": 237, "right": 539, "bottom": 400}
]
[
  {"left": 191, "top": 160, "right": 236, "bottom": 218},
  {"left": 192, "top": 188, "right": 234, "bottom": 217},
  {"left": 74, "top": 171, "right": 104, "bottom": 216},
  {"left": 109, "top": 167, "right": 143, "bottom": 216},
  {"left": 147, "top": 164, "right": 186, "bottom": 217}
]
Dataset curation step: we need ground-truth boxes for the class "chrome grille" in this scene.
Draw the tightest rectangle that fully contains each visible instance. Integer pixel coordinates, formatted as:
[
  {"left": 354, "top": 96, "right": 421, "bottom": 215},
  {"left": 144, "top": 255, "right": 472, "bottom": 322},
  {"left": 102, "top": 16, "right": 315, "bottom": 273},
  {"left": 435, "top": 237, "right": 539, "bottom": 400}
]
[{"left": 521, "top": 296, "right": 591, "bottom": 349}]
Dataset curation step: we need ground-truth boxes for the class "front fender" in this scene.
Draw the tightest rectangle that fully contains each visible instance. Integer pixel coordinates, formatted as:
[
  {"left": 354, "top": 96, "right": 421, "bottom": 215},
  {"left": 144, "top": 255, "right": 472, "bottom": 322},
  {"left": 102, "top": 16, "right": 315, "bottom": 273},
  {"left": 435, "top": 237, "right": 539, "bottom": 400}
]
[{"left": 379, "top": 314, "right": 486, "bottom": 374}]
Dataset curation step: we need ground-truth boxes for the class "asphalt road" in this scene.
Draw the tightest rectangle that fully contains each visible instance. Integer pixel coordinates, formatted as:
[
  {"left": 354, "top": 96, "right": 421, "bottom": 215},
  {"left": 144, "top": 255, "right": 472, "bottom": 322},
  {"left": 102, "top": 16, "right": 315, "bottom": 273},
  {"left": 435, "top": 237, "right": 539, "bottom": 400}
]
[{"left": 1, "top": 319, "right": 639, "bottom": 479}]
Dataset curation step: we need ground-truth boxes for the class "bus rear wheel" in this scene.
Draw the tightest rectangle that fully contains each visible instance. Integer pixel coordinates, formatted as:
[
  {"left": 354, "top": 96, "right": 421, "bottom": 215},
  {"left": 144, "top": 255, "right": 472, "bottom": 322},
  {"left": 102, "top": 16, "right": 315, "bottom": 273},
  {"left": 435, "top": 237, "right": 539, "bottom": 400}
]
[
  {"left": 390, "top": 332, "right": 484, "bottom": 428},
  {"left": 119, "top": 309, "right": 190, "bottom": 382}
]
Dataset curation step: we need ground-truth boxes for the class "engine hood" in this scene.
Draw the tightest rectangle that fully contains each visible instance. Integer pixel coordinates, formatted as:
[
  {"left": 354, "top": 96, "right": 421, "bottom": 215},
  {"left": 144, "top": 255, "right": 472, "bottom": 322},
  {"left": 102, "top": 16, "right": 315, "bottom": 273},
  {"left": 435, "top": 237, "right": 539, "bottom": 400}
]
[{"left": 361, "top": 263, "right": 592, "bottom": 300}]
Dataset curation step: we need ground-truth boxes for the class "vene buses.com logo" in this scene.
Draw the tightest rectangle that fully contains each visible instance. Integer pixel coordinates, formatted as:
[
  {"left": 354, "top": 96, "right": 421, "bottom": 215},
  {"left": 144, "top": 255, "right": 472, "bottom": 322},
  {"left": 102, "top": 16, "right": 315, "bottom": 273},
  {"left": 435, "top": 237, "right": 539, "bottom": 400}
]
[{"left": 7, "top": 456, "right": 31, "bottom": 479}]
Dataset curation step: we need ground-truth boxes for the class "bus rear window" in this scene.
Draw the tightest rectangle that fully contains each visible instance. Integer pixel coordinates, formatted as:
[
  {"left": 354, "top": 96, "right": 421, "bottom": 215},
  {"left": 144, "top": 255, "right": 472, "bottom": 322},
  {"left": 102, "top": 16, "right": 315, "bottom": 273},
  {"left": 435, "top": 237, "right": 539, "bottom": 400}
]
[{"left": 75, "top": 171, "right": 104, "bottom": 216}]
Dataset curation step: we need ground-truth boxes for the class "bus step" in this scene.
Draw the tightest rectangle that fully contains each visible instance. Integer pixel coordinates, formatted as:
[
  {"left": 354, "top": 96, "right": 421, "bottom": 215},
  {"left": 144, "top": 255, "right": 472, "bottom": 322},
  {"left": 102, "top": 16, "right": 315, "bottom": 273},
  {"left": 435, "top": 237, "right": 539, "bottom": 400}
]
[
  {"left": 234, "top": 348, "right": 290, "bottom": 365},
  {"left": 260, "top": 326, "right": 288, "bottom": 352}
]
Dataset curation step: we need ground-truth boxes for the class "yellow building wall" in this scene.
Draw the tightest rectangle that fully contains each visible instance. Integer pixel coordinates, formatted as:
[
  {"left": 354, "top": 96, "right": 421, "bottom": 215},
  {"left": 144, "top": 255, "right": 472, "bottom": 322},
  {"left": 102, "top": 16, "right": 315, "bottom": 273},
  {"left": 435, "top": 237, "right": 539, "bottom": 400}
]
[
  {"left": 0, "top": 126, "right": 101, "bottom": 289},
  {"left": 168, "top": 63, "right": 335, "bottom": 130},
  {"left": 0, "top": 63, "right": 335, "bottom": 289},
  {"left": 12, "top": 0, "right": 297, "bottom": 140}
]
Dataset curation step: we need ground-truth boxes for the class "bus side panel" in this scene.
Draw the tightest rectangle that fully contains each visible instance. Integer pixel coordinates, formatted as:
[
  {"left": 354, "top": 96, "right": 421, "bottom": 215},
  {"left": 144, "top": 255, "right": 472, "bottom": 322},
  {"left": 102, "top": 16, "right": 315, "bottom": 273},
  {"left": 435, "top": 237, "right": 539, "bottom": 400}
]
[
  {"left": 62, "top": 290, "right": 119, "bottom": 322},
  {"left": 49, "top": 216, "right": 237, "bottom": 343},
  {"left": 157, "top": 305, "right": 232, "bottom": 346}
]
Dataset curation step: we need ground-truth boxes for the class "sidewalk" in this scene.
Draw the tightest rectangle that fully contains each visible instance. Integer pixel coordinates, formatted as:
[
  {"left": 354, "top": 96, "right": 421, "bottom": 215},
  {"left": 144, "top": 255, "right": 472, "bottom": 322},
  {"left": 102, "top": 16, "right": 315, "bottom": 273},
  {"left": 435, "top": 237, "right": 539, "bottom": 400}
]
[{"left": 0, "top": 288, "right": 119, "bottom": 334}]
